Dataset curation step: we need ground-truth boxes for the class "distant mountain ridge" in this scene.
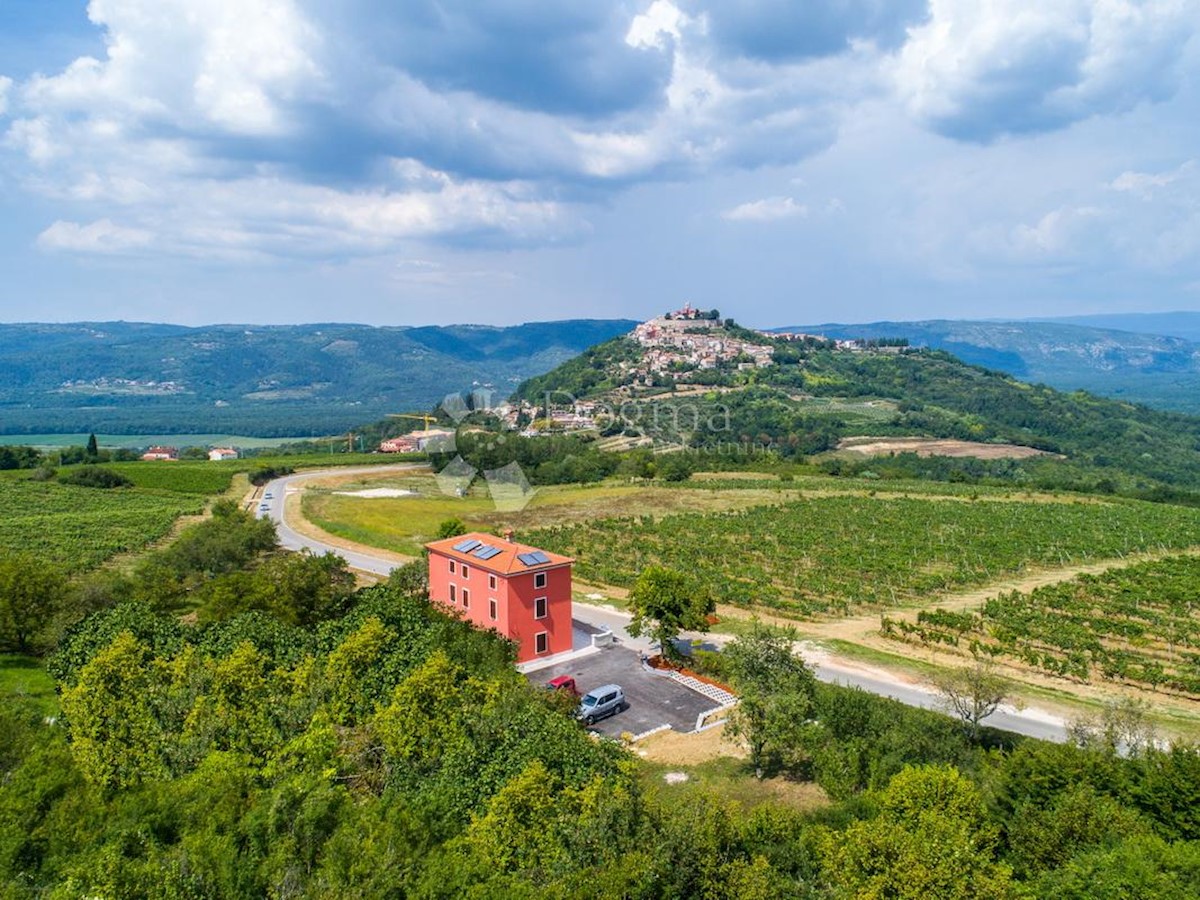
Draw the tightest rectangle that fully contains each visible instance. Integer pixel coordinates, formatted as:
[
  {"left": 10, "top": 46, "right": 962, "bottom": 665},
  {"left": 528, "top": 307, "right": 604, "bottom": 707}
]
[
  {"left": 0, "top": 319, "right": 638, "bottom": 436},
  {"left": 776, "top": 319, "right": 1200, "bottom": 413}
]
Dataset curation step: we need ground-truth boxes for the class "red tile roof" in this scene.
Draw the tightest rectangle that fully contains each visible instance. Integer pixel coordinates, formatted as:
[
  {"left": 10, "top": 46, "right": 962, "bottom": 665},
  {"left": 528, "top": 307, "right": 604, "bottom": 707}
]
[{"left": 424, "top": 531, "right": 573, "bottom": 575}]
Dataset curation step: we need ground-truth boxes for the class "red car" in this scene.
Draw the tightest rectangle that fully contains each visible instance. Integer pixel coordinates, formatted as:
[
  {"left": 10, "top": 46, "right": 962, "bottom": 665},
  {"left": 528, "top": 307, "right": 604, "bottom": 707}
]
[{"left": 545, "top": 675, "right": 579, "bottom": 696}]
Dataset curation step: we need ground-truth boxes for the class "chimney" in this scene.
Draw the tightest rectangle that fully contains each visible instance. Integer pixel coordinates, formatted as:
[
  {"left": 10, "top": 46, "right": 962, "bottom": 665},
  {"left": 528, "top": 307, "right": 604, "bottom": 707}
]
[{"left": 503, "top": 528, "right": 515, "bottom": 543}]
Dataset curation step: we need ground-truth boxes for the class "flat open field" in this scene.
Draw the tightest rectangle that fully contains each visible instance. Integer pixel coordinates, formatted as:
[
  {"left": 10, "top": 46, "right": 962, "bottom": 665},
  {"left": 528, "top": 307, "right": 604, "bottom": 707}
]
[
  {"left": 300, "top": 469, "right": 818, "bottom": 556},
  {"left": 836, "top": 436, "right": 1053, "bottom": 459}
]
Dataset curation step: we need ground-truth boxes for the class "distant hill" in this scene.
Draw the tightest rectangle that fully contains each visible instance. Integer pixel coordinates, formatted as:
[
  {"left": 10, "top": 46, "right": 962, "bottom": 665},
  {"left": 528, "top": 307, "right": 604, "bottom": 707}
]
[
  {"left": 517, "top": 317, "right": 1200, "bottom": 492},
  {"left": 1038, "top": 311, "right": 1200, "bottom": 342},
  {"left": 0, "top": 319, "right": 637, "bottom": 436},
  {"left": 776, "top": 319, "right": 1200, "bottom": 414}
]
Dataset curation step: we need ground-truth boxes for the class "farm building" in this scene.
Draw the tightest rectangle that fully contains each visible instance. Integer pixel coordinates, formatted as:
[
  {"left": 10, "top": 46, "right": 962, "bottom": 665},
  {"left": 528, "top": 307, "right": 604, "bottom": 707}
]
[
  {"left": 425, "top": 531, "right": 574, "bottom": 663},
  {"left": 141, "top": 446, "right": 179, "bottom": 461},
  {"left": 208, "top": 447, "right": 239, "bottom": 461}
]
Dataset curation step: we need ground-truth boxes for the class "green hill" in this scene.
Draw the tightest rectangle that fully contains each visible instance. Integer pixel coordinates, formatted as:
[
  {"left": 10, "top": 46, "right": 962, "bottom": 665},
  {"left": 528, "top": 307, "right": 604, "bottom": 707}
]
[
  {"left": 780, "top": 319, "right": 1200, "bottom": 414},
  {"left": 515, "top": 322, "right": 1200, "bottom": 493},
  {"left": 0, "top": 319, "right": 637, "bottom": 436}
]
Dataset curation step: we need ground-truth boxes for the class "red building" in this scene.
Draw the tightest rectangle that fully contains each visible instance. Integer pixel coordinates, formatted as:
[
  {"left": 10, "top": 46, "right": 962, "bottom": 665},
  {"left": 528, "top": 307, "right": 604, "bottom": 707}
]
[{"left": 425, "top": 532, "right": 574, "bottom": 663}]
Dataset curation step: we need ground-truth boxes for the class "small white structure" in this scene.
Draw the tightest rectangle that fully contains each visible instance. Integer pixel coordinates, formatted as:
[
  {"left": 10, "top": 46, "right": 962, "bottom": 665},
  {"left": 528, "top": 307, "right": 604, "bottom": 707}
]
[{"left": 208, "top": 447, "right": 239, "bottom": 461}]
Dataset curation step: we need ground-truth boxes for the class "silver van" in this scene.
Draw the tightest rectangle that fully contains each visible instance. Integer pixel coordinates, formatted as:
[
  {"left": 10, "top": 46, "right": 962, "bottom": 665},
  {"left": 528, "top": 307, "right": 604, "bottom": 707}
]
[{"left": 578, "top": 684, "right": 627, "bottom": 725}]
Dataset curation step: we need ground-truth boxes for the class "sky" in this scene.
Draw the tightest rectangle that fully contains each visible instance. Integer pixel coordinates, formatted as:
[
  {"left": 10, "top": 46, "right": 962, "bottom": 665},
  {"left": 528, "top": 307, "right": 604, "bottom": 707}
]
[{"left": 2, "top": 1, "right": 1200, "bottom": 329}]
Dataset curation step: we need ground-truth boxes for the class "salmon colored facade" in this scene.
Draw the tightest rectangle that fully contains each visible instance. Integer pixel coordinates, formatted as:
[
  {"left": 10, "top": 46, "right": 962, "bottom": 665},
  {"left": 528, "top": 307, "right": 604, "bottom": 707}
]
[{"left": 425, "top": 532, "right": 574, "bottom": 663}]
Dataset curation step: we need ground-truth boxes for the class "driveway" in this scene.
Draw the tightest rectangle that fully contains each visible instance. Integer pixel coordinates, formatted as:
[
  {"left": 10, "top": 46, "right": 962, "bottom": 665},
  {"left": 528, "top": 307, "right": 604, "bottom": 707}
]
[{"left": 532, "top": 644, "right": 723, "bottom": 738}]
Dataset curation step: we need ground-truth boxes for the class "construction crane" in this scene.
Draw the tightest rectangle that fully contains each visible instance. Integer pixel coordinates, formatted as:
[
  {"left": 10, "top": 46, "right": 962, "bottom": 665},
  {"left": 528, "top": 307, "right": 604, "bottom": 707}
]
[{"left": 388, "top": 413, "right": 438, "bottom": 429}]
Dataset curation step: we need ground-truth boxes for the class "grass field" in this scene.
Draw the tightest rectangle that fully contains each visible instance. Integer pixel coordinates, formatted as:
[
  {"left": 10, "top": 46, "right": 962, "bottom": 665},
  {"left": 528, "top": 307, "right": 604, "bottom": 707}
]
[
  {"left": 0, "top": 654, "right": 57, "bottom": 715},
  {"left": 0, "top": 455, "right": 406, "bottom": 574},
  {"left": 0, "top": 433, "right": 295, "bottom": 450},
  {"left": 301, "top": 470, "right": 839, "bottom": 556}
]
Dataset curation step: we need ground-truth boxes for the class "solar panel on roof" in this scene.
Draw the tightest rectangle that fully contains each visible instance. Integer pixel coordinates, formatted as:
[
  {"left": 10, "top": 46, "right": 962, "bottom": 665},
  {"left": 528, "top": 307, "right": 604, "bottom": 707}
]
[
  {"left": 530, "top": 550, "right": 550, "bottom": 564},
  {"left": 517, "top": 552, "right": 539, "bottom": 566},
  {"left": 452, "top": 539, "right": 482, "bottom": 553},
  {"left": 474, "top": 545, "right": 502, "bottom": 560}
]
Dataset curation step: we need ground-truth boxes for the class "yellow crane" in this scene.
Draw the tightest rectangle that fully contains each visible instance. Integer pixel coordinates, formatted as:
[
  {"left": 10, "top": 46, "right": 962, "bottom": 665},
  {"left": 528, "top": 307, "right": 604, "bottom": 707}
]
[{"left": 388, "top": 413, "right": 438, "bottom": 429}]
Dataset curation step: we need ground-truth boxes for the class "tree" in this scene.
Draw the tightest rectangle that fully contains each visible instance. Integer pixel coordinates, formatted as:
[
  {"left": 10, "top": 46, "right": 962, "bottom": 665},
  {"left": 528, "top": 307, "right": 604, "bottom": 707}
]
[
  {"left": 0, "top": 553, "right": 69, "bottom": 653},
  {"left": 436, "top": 517, "right": 467, "bottom": 540},
  {"left": 85, "top": 433, "right": 98, "bottom": 458},
  {"left": 722, "top": 622, "right": 815, "bottom": 778},
  {"left": 626, "top": 565, "right": 713, "bottom": 662},
  {"left": 931, "top": 658, "right": 1008, "bottom": 741},
  {"left": 61, "top": 631, "right": 168, "bottom": 789},
  {"left": 823, "top": 765, "right": 1017, "bottom": 899},
  {"left": 1068, "top": 696, "right": 1158, "bottom": 756}
]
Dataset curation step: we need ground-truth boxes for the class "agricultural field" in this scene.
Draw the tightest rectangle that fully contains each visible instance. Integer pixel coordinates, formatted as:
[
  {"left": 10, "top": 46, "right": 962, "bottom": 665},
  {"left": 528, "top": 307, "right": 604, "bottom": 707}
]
[
  {"left": 881, "top": 554, "right": 1200, "bottom": 695},
  {"left": 0, "top": 475, "right": 207, "bottom": 573},
  {"left": 300, "top": 469, "right": 817, "bottom": 556},
  {"left": 524, "top": 495, "right": 1200, "bottom": 615}
]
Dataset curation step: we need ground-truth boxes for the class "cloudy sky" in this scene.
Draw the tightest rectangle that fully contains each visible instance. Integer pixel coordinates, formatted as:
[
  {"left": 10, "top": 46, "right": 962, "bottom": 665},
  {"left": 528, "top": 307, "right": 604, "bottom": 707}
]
[{"left": 3, "top": 1, "right": 1200, "bottom": 328}]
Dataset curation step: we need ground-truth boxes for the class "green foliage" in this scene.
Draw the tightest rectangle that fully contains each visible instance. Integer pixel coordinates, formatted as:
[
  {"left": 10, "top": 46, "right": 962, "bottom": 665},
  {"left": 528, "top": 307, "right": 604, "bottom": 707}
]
[
  {"left": 723, "top": 623, "right": 817, "bottom": 777},
  {"left": 435, "top": 517, "right": 467, "bottom": 539},
  {"left": 0, "top": 554, "right": 69, "bottom": 653},
  {"left": 57, "top": 466, "right": 133, "bottom": 489},
  {"left": 626, "top": 565, "right": 714, "bottom": 661},
  {"left": 822, "top": 765, "right": 1018, "bottom": 899}
]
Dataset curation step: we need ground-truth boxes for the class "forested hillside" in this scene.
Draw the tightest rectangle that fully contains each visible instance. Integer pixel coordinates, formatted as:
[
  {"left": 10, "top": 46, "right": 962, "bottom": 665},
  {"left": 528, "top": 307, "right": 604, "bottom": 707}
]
[
  {"left": 518, "top": 335, "right": 1200, "bottom": 494},
  {"left": 0, "top": 319, "right": 637, "bottom": 436},
  {"left": 784, "top": 319, "right": 1200, "bottom": 413}
]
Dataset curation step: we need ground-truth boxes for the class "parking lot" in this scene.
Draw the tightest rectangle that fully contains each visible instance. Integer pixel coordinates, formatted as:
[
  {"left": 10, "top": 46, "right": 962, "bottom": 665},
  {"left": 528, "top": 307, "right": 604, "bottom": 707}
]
[{"left": 531, "top": 644, "right": 723, "bottom": 738}]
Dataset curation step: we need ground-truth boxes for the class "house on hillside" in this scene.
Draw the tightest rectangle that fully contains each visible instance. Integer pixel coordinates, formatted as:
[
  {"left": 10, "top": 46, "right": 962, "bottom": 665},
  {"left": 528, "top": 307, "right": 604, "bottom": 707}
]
[
  {"left": 425, "top": 531, "right": 574, "bottom": 663},
  {"left": 379, "top": 428, "right": 456, "bottom": 453},
  {"left": 208, "top": 447, "right": 238, "bottom": 461},
  {"left": 141, "top": 445, "right": 179, "bottom": 461}
]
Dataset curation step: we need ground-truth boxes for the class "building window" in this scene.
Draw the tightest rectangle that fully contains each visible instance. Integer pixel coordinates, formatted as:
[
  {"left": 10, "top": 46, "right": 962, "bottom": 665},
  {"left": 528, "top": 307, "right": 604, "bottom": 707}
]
[
  {"left": 489, "top": 597, "right": 497, "bottom": 620},
  {"left": 535, "top": 596, "right": 547, "bottom": 619},
  {"left": 535, "top": 632, "right": 548, "bottom": 654},
  {"left": 449, "top": 584, "right": 456, "bottom": 603},
  {"left": 534, "top": 572, "right": 547, "bottom": 589},
  {"left": 449, "top": 559, "right": 456, "bottom": 574},
  {"left": 488, "top": 573, "right": 497, "bottom": 590},
  {"left": 461, "top": 588, "right": 470, "bottom": 609},
  {"left": 462, "top": 564, "right": 470, "bottom": 580}
]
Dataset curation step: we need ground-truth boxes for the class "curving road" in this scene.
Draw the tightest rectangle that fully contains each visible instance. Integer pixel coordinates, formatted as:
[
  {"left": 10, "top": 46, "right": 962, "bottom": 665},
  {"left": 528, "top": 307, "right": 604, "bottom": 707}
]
[
  {"left": 260, "top": 464, "right": 1070, "bottom": 743},
  {"left": 255, "top": 464, "right": 425, "bottom": 577}
]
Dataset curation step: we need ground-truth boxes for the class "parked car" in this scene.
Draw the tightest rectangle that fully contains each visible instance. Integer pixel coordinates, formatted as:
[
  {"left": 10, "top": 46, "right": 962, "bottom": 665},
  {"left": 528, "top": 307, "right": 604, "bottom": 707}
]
[
  {"left": 577, "top": 684, "right": 627, "bottom": 725},
  {"left": 263, "top": 492, "right": 274, "bottom": 499},
  {"left": 545, "top": 675, "right": 579, "bottom": 696}
]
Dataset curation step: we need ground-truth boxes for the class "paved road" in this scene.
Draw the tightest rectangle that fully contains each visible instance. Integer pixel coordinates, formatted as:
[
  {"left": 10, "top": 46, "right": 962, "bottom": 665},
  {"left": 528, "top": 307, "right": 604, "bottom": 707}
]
[
  {"left": 573, "top": 601, "right": 1070, "bottom": 743},
  {"left": 262, "top": 465, "right": 1070, "bottom": 743},
  {"left": 255, "top": 464, "right": 425, "bottom": 577}
]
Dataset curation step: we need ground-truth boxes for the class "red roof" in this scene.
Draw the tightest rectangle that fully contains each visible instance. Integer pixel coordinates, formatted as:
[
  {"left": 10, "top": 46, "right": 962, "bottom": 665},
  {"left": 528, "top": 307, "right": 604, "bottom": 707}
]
[{"left": 424, "top": 531, "right": 573, "bottom": 575}]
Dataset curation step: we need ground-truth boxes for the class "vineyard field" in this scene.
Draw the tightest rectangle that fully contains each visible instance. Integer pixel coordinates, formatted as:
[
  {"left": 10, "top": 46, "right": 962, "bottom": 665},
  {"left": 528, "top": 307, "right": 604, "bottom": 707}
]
[
  {"left": 0, "top": 477, "right": 205, "bottom": 572},
  {"left": 524, "top": 496, "right": 1200, "bottom": 615},
  {"left": 882, "top": 554, "right": 1200, "bottom": 694}
]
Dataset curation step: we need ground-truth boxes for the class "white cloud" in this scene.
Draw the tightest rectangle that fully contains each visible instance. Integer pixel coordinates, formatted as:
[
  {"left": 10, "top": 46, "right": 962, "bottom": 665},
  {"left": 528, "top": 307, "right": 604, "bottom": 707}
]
[
  {"left": 23, "top": 0, "right": 324, "bottom": 136},
  {"left": 0, "top": 76, "right": 11, "bottom": 117},
  {"left": 1110, "top": 161, "right": 1195, "bottom": 196},
  {"left": 723, "top": 195, "right": 807, "bottom": 222},
  {"left": 37, "top": 218, "right": 153, "bottom": 253},
  {"left": 892, "top": 0, "right": 1200, "bottom": 141}
]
